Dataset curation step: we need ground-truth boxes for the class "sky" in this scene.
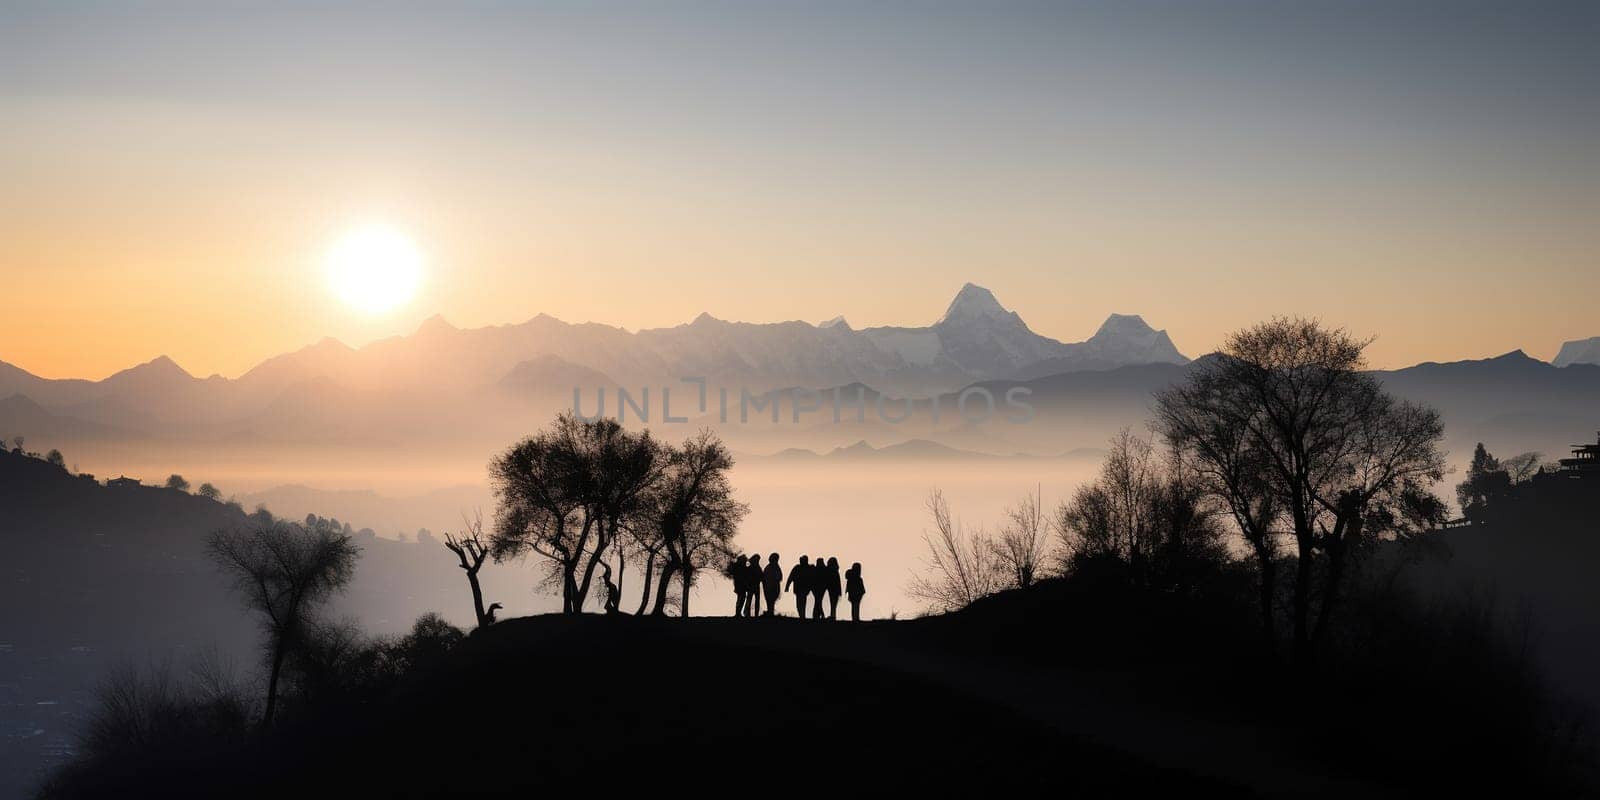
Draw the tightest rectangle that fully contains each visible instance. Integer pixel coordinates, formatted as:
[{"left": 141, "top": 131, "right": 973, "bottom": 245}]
[{"left": 3, "top": 0, "right": 1597, "bottom": 380}]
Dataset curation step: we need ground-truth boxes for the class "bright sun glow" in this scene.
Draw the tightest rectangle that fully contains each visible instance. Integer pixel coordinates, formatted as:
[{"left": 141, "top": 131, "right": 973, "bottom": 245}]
[{"left": 325, "top": 225, "right": 424, "bottom": 314}]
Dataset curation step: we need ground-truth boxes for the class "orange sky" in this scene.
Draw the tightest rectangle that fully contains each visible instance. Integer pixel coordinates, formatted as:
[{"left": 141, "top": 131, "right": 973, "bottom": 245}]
[{"left": 4, "top": 5, "right": 1597, "bottom": 380}]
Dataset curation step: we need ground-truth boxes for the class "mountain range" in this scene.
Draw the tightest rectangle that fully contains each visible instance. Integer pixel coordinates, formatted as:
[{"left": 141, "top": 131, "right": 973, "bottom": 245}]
[
  {"left": 1, "top": 285, "right": 1596, "bottom": 472},
  {"left": 1554, "top": 336, "right": 1600, "bottom": 368},
  {"left": 0, "top": 284, "right": 1187, "bottom": 443}
]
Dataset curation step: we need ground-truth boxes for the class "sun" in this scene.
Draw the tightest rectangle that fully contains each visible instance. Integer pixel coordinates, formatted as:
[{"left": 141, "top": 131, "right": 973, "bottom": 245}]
[{"left": 325, "top": 225, "right": 424, "bottom": 314}]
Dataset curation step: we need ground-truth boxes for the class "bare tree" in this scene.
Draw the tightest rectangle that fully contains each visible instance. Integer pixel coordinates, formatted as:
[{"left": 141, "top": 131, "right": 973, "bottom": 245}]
[
  {"left": 206, "top": 519, "right": 359, "bottom": 728},
  {"left": 995, "top": 485, "right": 1051, "bottom": 588},
  {"left": 907, "top": 490, "right": 1002, "bottom": 614},
  {"left": 1057, "top": 430, "right": 1163, "bottom": 565},
  {"left": 1056, "top": 430, "right": 1228, "bottom": 592},
  {"left": 1500, "top": 451, "right": 1544, "bottom": 484},
  {"left": 443, "top": 512, "right": 496, "bottom": 628},
  {"left": 1156, "top": 318, "right": 1446, "bottom": 667},
  {"left": 645, "top": 430, "right": 746, "bottom": 617}
]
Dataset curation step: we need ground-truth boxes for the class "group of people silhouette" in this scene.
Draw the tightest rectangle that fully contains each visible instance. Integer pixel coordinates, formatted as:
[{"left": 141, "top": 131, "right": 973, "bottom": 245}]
[{"left": 727, "top": 553, "right": 867, "bottom": 621}]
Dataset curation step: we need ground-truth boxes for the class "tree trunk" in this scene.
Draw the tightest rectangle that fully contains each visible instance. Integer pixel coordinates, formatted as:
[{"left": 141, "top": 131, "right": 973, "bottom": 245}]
[
  {"left": 615, "top": 547, "right": 627, "bottom": 611},
  {"left": 562, "top": 565, "right": 580, "bottom": 614},
  {"left": 1256, "top": 550, "right": 1276, "bottom": 655},
  {"left": 262, "top": 637, "right": 287, "bottom": 729},
  {"left": 567, "top": 518, "right": 596, "bottom": 613},
  {"left": 1291, "top": 537, "right": 1314, "bottom": 669},
  {"left": 680, "top": 566, "right": 693, "bottom": 618},
  {"left": 576, "top": 528, "right": 611, "bottom": 608},
  {"left": 467, "top": 569, "right": 487, "bottom": 628},
  {"left": 636, "top": 552, "right": 657, "bottom": 615},
  {"left": 1312, "top": 515, "right": 1360, "bottom": 647},
  {"left": 651, "top": 559, "right": 679, "bottom": 616}
]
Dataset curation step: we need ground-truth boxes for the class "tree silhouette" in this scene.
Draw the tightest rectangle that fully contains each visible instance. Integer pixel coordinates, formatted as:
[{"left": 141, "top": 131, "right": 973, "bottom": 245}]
[
  {"left": 197, "top": 483, "right": 222, "bottom": 501},
  {"left": 443, "top": 513, "right": 496, "bottom": 628},
  {"left": 206, "top": 519, "right": 359, "bottom": 728},
  {"left": 1456, "top": 444, "right": 1544, "bottom": 523},
  {"left": 489, "top": 414, "right": 665, "bottom": 613},
  {"left": 1156, "top": 318, "right": 1446, "bottom": 666},
  {"left": 908, "top": 489, "right": 1001, "bottom": 613},
  {"left": 1500, "top": 451, "right": 1544, "bottom": 483},
  {"left": 1457, "top": 444, "right": 1508, "bottom": 523},
  {"left": 1055, "top": 429, "right": 1226, "bottom": 590},
  {"left": 45, "top": 449, "right": 66, "bottom": 469},
  {"left": 995, "top": 485, "right": 1051, "bottom": 588},
  {"left": 644, "top": 430, "right": 745, "bottom": 617},
  {"left": 165, "top": 474, "right": 191, "bottom": 492}
]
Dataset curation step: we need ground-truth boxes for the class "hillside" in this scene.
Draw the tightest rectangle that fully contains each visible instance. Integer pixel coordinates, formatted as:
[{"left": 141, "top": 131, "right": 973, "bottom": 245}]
[
  {"left": 0, "top": 450, "right": 544, "bottom": 797},
  {"left": 39, "top": 612, "right": 1341, "bottom": 798},
  {"left": 44, "top": 578, "right": 1582, "bottom": 798}
]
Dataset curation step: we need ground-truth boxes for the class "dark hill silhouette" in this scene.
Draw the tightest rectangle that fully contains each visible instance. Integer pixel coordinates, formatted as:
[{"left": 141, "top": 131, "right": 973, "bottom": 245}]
[
  {"left": 298, "top": 615, "right": 1245, "bottom": 795},
  {"left": 37, "top": 612, "right": 1282, "bottom": 798},
  {"left": 234, "top": 483, "right": 489, "bottom": 537},
  {"left": 43, "top": 586, "right": 1581, "bottom": 798},
  {"left": 17, "top": 431, "right": 1594, "bottom": 796},
  {"left": 0, "top": 452, "right": 541, "bottom": 651},
  {"left": 0, "top": 449, "right": 544, "bottom": 796},
  {"left": 932, "top": 353, "right": 1600, "bottom": 459},
  {"left": 1374, "top": 351, "right": 1600, "bottom": 445},
  {"left": 1411, "top": 462, "right": 1600, "bottom": 709}
]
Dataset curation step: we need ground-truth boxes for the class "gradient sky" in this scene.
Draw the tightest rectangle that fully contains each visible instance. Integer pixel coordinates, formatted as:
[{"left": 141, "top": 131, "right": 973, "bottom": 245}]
[{"left": 3, "top": 0, "right": 1597, "bottom": 380}]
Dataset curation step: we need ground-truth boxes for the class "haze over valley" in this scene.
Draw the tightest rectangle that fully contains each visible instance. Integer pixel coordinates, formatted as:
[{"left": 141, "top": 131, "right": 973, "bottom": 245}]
[{"left": 5, "top": 283, "right": 1599, "bottom": 620}]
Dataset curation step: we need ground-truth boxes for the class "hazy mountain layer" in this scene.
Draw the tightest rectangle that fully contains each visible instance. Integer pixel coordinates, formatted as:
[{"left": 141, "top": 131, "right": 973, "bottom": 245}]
[
  {"left": 1553, "top": 336, "right": 1600, "bottom": 368},
  {"left": 0, "top": 284, "right": 1184, "bottom": 444}
]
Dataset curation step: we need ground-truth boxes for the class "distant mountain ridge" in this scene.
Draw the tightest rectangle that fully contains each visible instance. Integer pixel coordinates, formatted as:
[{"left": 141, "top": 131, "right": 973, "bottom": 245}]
[
  {"left": 1553, "top": 337, "right": 1600, "bottom": 368},
  {"left": 857, "top": 284, "right": 1187, "bottom": 383},
  {"left": 2, "top": 289, "right": 1593, "bottom": 462},
  {"left": 0, "top": 284, "right": 1188, "bottom": 441}
]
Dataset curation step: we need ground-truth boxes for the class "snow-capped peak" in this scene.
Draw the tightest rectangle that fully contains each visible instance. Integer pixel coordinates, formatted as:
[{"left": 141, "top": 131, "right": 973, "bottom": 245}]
[
  {"left": 1092, "top": 313, "right": 1155, "bottom": 339},
  {"left": 936, "top": 283, "right": 1011, "bottom": 326},
  {"left": 1084, "top": 314, "right": 1188, "bottom": 364}
]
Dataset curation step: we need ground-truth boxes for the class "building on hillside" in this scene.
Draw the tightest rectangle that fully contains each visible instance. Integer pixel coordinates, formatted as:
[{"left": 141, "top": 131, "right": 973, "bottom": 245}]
[
  {"left": 1555, "top": 432, "right": 1600, "bottom": 476},
  {"left": 105, "top": 476, "right": 140, "bottom": 488}
]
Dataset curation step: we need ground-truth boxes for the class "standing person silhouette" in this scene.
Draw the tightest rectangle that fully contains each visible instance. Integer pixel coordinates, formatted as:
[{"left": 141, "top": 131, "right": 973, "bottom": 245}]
[
  {"left": 825, "top": 557, "right": 843, "bottom": 620},
  {"left": 845, "top": 562, "right": 866, "bottom": 622},
  {"left": 728, "top": 555, "right": 749, "bottom": 617},
  {"left": 809, "top": 555, "right": 827, "bottom": 619},
  {"left": 744, "top": 553, "right": 764, "bottom": 617},
  {"left": 786, "top": 555, "right": 811, "bottom": 618},
  {"left": 761, "top": 553, "right": 783, "bottom": 616}
]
